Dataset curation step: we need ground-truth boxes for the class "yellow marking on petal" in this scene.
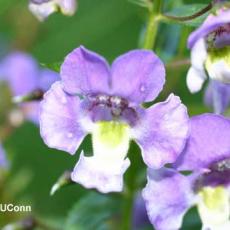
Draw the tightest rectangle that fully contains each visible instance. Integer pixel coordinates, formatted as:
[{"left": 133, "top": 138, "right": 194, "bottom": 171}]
[
  {"left": 198, "top": 186, "right": 230, "bottom": 228},
  {"left": 206, "top": 47, "right": 230, "bottom": 69},
  {"left": 92, "top": 121, "right": 131, "bottom": 161}
]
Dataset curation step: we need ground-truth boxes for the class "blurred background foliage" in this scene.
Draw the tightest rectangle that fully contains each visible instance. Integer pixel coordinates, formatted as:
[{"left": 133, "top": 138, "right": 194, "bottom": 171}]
[{"left": 0, "top": 0, "right": 214, "bottom": 229}]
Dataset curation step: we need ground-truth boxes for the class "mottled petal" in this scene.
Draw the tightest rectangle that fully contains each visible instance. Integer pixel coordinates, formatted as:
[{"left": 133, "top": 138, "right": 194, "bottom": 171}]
[
  {"left": 0, "top": 52, "right": 39, "bottom": 96},
  {"left": 39, "top": 69, "right": 59, "bottom": 91},
  {"left": 71, "top": 152, "right": 130, "bottom": 193},
  {"left": 142, "top": 168, "right": 196, "bottom": 230},
  {"left": 188, "top": 9, "right": 230, "bottom": 49},
  {"left": 60, "top": 46, "right": 110, "bottom": 95},
  {"left": 40, "top": 81, "right": 86, "bottom": 154},
  {"left": 204, "top": 80, "right": 230, "bottom": 114},
  {"left": 111, "top": 50, "right": 165, "bottom": 103},
  {"left": 134, "top": 94, "right": 189, "bottom": 169},
  {"left": 175, "top": 114, "right": 230, "bottom": 171}
]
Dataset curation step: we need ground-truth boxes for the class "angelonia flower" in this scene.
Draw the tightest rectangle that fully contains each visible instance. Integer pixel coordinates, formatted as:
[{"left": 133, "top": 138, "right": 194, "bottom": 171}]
[
  {"left": 204, "top": 80, "right": 230, "bottom": 114},
  {"left": 186, "top": 8, "right": 230, "bottom": 99},
  {"left": 0, "top": 52, "right": 58, "bottom": 125},
  {"left": 40, "top": 46, "right": 190, "bottom": 193},
  {"left": 29, "top": 0, "right": 77, "bottom": 21},
  {"left": 143, "top": 114, "right": 230, "bottom": 230},
  {"left": 0, "top": 144, "right": 7, "bottom": 168}
]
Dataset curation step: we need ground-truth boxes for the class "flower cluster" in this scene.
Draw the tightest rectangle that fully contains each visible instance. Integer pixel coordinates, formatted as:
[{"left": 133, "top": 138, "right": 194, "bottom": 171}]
[{"left": 187, "top": 8, "right": 230, "bottom": 114}]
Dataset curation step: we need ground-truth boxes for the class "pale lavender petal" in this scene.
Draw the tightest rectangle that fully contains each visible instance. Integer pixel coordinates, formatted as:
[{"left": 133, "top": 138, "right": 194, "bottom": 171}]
[
  {"left": 0, "top": 52, "right": 39, "bottom": 96},
  {"left": 0, "top": 144, "right": 7, "bottom": 168},
  {"left": 142, "top": 168, "right": 195, "bottom": 230},
  {"left": 204, "top": 80, "right": 230, "bottom": 114},
  {"left": 71, "top": 152, "right": 130, "bottom": 193},
  {"left": 60, "top": 46, "right": 110, "bottom": 96},
  {"left": 40, "top": 81, "right": 86, "bottom": 154},
  {"left": 175, "top": 114, "right": 230, "bottom": 171},
  {"left": 111, "top": 50, "right": 165, "bottom": 103},
  {"left": 39, "top": 69, "right": 59, "bottom": 91},
  {"left": 188, "top": 9, "right": 230, "bottom": 48},
  {"left": 134, "top": 94, "right": 190, "bottom": 169}
]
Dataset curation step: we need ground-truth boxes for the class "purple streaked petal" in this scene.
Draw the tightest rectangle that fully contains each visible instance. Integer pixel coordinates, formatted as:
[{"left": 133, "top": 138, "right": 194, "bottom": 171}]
[
  {"left": 111, "top": 50, "right": 165, "bottom": 103},
  {"left": 134, "top": 94, "right": 190, "bottom": 169},
  {"left": 39, "top": 69, "right": 59, "bottom": 91},
  {"left": 0, "top": 52, "right": 39, "bottom": 96},
  {"left": 71, "top": 152, "right": 130, "bottom": 193},
  {"left": 40, "top": 81, "right": 86, "bottom": 154},
  {"left": 142, "top": 168, "right": 196, "bottom": 230},
  {"left": 188, "top": 9, "right": 230, "bottom": 49},
  {"left": 204, "top": 80, "right": 230, "bottom": 114},
  {"left": 175, "top": 114, "right": 230, "bottom": 171},
  {"left": 60, "top": 46, "right": 110, "bottom": 96}
]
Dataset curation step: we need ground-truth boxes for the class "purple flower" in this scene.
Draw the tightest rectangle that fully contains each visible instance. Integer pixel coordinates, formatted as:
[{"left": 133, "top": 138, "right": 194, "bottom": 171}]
[
  {"left": 0, "top": 144, "right": 7, "bottom": 168},
  {"left": 186, "top": 9, "right": 230, "bottom": 95},
  {"left": 204, "top": 80, "right": 230, "bottom": 114},
  {"left": 29, "top": 0, "right": 77, "bottom": 21},
  {"left": 0, "top": 52, "right": 59, "bottom": 124},
  {"left": 143, "top": 114, "right": 230, "bottom": 230},
  {"left": 39, "top": 46, "right": 190, "bottom": 193}
]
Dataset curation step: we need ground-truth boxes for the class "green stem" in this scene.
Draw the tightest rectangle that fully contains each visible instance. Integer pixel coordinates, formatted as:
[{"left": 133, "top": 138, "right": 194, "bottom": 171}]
[{"left": 143, "top": 0, "right": 162, "bottom": 50}]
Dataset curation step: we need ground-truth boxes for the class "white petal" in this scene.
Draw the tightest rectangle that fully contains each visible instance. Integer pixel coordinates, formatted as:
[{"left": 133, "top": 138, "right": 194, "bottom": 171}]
[
  {"left": 207, "top": 60, "right": 230, "bottom": 84},
  {"left": 198, "top": 186, "right": 230, "bottom": 229},
  {"left": 186, "top": 67, "right": 207, "bottom": 93},
  {"left": 191, "top": 38, "right": 208, "bottom": 71},
  {"left": 71, "top": 152, "right": 130, "bottom": 193}
]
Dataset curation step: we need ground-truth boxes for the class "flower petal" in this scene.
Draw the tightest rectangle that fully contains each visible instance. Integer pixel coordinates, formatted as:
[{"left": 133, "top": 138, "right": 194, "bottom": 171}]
[
  {"left": 60, "top": 46, "right": 110, "bottom": 95},
  {"left": 186, "top": 67, "right": 207, "bottom": 93},
  {"left": 204, "top": 80, "right": 230, "bottom": 114},
  {"left": 134, "top": 94, "right": 189, "bottom": 169},
  {"left": 111, "top": 50, "right": 165, "bottom": 103},
  {"left": 188, "top": 9, "right": 230, "bottom": 49},
  {"left": 175, "top": 114, "right": 230, "bottom": 171},
  {"left": 71, "top": 152, "right": 130, "bottom": 193},
  {"left": 142, "top": 168, "right": 195, "bottom": 230},
  {"left": 29, "top": 0, "right": 58, "bottom": 21},
  {"left": 0, "top": 144, "right": 7, "bottom": 168},
  {"left": 58, "top": 0, "right": 77, "bottom": 16},
  {"left": 40, "top": 81, "right": 86, "bottom": 154},
  {"left": 39, "top": 69, "right": 59, "bottom": 91},
  {"left": 0, "top": 52, "right": 39, "bottom": 96}
]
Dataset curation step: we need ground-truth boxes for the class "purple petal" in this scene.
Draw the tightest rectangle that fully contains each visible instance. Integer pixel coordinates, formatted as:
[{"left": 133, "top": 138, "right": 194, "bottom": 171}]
[
  {"left": 188, "top": 9, "right": 230, "bottom": 49},
  {"left": 134, "top": 94, "right": 190, "bottom": 169},
  {"left": 175, "top": 114, "right": 230, "bottom": 171},
  {"left": 132, "top": 193, "right": 151, "bottom": 229},
  {"left": 60, "top": 46, "right": 111, "bottom": 96},
  {"left": 204, "top": 80, "right": 230, "bottom": 114},
  {"left": 22, "top": 102, "right": 40, "bottom": 124},
  {"left": 40, "top": 81, "right": 86, "bottom": 154},
  {"left": 111, "top": 50, "right": 165, "bottom": 103},
  {"left": 0, "top": 52, "right": 39, "bottom": 96},
  {"left": 39, "top": 69, "right": 59, "bottom": 91},
  {"left": 71, "top": 152, "right": 130, "bottom": 193},
  {"left": 0, "top": 144, "right": 7, "bottom": 168},
  {"left": 142, "top": 168, "right": 195, "bottom": 230}
]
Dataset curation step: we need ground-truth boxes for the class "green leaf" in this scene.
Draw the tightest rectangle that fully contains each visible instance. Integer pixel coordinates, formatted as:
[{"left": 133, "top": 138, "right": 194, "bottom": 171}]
[
  {"left": 40, "top": 62, "right": 62, "bottom": 72},
  {"left": 164, "top": 4, "right": 210, "bottom": 27},
  {"left": 65, "top": 192, "right": 120, "bottom": 230}
]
